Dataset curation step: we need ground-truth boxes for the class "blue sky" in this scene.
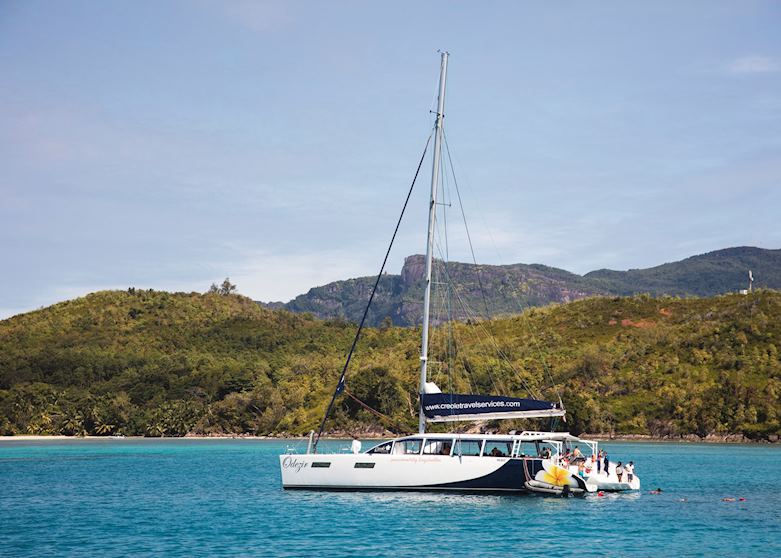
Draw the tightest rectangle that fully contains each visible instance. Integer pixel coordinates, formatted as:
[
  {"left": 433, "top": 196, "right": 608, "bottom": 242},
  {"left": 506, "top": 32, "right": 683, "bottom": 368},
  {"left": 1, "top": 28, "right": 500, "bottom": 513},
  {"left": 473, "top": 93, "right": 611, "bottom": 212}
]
[{"left": 1, "top": 1, "right": 779, "bottom": 318}]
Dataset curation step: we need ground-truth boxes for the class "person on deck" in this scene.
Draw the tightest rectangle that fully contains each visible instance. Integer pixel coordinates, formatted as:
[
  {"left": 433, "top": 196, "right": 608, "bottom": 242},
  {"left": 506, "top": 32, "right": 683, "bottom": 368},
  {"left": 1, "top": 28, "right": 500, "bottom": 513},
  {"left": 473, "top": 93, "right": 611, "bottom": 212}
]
[
  {"left": 616, "top": 461, "right": 624, "bottom": 482},
  {"left": 626, "top": 461, "right": 634, "bottom": 482},
  {"left": 604, "top": 451, "right": 610, "bottom": 477}
]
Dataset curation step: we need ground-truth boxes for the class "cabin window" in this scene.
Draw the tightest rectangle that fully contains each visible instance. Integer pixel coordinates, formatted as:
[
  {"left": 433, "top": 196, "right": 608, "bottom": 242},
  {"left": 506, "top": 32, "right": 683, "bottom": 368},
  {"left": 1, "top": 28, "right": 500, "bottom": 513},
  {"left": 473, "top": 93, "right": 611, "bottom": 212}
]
[
  {"left": 367, "top": 442, "right": 392, "bottom": 455},
  {"left": 483, "top": 440, "right": 512, "bottom": 457},
  {"left": 454, "top": 439, "right": 482, "bottom": 456},
  {"left": 393, "top": 439, "right": 423, "bottom": 455},
  {"left": 423, "top": 439, "right": 453, "bottom": 455},
  {"left": 517, "top": 442, "right": 539, "bottom": 457}
]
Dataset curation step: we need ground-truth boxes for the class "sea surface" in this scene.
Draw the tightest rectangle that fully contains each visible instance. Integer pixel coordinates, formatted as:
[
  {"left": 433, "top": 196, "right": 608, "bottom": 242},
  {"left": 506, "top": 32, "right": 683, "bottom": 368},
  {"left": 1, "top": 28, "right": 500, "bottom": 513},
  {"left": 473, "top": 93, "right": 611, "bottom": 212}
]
[{"left": 1, "top": 439, "right": 779, "bottom": 557}]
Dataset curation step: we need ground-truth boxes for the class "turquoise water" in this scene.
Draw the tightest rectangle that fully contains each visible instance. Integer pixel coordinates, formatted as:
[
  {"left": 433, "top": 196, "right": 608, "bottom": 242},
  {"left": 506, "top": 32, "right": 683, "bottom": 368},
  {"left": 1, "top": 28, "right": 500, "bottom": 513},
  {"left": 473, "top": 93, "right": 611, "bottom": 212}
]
[{"left": 1, "top": 439, "right": 779, "bottom": 557}]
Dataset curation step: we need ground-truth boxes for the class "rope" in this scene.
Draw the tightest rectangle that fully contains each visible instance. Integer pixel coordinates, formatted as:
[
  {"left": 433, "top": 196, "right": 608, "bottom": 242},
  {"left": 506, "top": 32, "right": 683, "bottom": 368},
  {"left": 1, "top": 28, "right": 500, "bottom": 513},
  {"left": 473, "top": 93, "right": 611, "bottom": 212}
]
[
  {"left": 312, "top": 131, "right": 433, "bottom": 453},
  {"left": 343, "top": 388, "right": 412, "bottom": 435}
]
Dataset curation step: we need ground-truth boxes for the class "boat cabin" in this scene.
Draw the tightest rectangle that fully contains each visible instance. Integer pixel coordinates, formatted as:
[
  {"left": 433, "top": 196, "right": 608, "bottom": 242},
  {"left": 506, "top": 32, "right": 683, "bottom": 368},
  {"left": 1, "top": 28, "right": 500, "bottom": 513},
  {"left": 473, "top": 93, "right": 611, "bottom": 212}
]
[{"left": 365, "top": 432, "right": 585, "bottom": 459}]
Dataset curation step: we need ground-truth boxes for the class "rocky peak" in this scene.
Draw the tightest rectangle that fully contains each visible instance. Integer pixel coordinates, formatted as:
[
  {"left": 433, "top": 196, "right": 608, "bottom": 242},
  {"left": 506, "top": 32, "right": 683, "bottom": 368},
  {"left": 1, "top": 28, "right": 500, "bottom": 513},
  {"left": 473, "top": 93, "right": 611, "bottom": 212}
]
[{"left": 401, "top": 255, "right": 426, "bottom": 286}]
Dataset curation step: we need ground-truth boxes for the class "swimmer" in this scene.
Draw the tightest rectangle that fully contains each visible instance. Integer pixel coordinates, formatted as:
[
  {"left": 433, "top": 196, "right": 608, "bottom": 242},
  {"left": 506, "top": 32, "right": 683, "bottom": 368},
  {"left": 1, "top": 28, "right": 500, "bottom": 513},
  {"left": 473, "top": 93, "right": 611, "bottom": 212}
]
[
  {"left": 721, "top": 497, "right": 736, "bottom": 502},
  {"left": 649, "top": 488, "right": 663, "bottom": 494}
]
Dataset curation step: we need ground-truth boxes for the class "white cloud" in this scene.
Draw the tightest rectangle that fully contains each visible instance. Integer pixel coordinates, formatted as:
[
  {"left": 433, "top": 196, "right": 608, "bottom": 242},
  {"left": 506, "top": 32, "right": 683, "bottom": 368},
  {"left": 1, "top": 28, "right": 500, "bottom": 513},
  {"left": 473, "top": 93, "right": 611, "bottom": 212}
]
[{"left": 726, "top": 56, "right": 778, "bottom": 75}]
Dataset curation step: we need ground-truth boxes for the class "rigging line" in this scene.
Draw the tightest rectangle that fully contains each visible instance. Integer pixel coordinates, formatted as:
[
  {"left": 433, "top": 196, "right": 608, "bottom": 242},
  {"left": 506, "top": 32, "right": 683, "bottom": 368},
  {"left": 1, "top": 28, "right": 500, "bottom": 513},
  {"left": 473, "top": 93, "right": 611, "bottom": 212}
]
[
  {"left": 440, "top": 143, "right": 456, "bottom": 397},
  {"left": 312, "top": 130, "right": 434, "bottom": 453},
  {"left": 434, "top": 267, "right": 456, "bottom": 390},
  {"left": 430, "top": 194, "right": 521, "bottom": 396},
  {"left": 442, "top": 132, "right": 546, "bottom": 401},
  {"left": 429, "top": 272, "right": 474, "bottom": 393},
  {"left": 431, "top": 237, "right": 506, "bottom": 395},
  {"left": 342, "top": 388, "right": 412, "bottom": 435},
  {"left": 431, "top": 237, "right": 465, "bottom": 395},
  {"left": 430, "top": 237, "right": 475, "bottom": 394},
  {"left": 429, "top": 260, "right": 447, "bottom": 388},
  {"left": 443, "top": 130, "right": 526, "bottom": 396},
  {"left": 441, "top": 133, "right": 558, "bottom": 404},
  {"left": 443, "top": 131, "right": 493, "bottom": 322},
  {"left": 432, "top": 245, "right": 471, "bottom": 393},
  {"left": 511, "top": 289, "right": 563, "bottom": 405},
  {"left": 432, "top": 244, "right": 541, "bottom": 400}
]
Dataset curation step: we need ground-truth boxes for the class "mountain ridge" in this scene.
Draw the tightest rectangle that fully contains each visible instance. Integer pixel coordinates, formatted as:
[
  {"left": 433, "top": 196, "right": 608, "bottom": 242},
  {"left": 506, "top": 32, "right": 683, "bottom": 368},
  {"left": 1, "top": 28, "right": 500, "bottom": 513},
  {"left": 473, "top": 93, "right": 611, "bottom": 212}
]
[{"left": 261, "top": 246, "right": 781, "bottom": 326}]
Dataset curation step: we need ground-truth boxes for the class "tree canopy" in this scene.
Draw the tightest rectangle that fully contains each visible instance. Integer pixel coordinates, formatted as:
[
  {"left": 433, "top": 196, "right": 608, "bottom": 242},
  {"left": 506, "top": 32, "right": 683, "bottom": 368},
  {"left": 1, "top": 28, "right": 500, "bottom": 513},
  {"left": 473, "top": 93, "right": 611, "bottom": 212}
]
[{"left": 1, "top": 288, "right": 779, "bottom": 440}]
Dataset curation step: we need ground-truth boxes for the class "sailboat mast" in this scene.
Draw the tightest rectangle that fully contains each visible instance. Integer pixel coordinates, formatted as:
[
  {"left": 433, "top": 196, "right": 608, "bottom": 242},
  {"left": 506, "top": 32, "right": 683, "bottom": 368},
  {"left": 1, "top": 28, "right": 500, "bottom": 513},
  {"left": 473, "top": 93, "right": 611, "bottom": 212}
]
[{"left": 419, "top": 51, "right": 449, "bottom": 434}]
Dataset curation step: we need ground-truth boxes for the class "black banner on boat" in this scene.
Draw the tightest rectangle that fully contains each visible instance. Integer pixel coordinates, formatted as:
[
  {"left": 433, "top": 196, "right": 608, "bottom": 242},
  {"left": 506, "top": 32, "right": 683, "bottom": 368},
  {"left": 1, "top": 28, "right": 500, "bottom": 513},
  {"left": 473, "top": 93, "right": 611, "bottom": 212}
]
[{"left": 420, "top": 393, "right": 565, "bottom": 422}]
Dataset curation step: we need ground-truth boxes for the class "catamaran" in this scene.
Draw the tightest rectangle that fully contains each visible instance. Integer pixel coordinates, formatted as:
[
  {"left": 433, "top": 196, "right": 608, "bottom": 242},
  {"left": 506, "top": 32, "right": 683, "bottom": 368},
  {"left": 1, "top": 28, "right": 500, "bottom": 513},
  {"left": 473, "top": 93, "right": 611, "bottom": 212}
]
[{"left": 279, "top": 53, "right": 639, "bottom": 495}]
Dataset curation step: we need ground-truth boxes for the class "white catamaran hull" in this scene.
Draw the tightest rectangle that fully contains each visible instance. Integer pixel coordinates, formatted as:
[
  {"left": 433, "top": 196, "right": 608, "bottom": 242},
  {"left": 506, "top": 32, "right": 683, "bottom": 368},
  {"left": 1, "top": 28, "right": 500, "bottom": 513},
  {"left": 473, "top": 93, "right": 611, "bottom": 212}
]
[
  {"left": 280, "top": 452, "right": 592, "bottom": 493},
  {"left": 281, "top": 454, "right": 535, "bottom": 491}
]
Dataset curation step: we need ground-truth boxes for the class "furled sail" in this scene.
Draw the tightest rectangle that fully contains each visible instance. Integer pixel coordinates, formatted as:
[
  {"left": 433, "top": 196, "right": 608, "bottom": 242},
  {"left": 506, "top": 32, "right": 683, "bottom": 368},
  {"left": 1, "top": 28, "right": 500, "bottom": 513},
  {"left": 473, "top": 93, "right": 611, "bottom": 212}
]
[{"left": 420, "top": 393, "right": 565, "bottom": 422}]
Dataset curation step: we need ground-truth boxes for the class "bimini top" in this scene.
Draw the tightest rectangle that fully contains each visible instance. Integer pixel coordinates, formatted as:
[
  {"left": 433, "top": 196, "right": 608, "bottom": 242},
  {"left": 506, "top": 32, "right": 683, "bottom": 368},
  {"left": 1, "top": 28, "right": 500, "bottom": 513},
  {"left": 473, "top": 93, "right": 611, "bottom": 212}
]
[{"left": 420, "top": 392, "right": 566, "bottom": 423}]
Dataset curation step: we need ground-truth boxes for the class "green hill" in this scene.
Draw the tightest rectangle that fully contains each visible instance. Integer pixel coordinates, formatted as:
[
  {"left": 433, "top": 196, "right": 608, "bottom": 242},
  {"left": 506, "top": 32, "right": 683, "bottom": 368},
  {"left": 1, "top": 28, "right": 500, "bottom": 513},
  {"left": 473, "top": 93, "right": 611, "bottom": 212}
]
[
  {"left": 268, "top": 247, "right": 781, "bottom": 326},
  {"left": 585, "top": 246, "right": 781, "bottom": 296},
  {"left": 1, "top": 288, "right": 779, "bottom": 440}
]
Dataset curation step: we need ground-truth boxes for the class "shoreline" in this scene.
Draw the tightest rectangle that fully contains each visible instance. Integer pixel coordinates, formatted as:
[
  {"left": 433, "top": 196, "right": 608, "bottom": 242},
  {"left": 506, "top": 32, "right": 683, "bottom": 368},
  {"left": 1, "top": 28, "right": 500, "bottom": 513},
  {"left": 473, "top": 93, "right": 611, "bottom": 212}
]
[{"left": 1, "top": 433, "right": 777, "bottom": 444}]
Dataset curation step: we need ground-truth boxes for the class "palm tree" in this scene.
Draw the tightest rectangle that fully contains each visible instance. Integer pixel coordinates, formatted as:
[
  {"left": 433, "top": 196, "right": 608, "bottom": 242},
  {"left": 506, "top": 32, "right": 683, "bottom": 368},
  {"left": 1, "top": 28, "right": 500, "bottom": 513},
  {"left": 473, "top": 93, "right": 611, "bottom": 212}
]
[
  {"left": 95, "top": 421, "right": 115, "bottom": 435},
  {"left": 61, "top": 411, "right": 85, "bottom": 436}
]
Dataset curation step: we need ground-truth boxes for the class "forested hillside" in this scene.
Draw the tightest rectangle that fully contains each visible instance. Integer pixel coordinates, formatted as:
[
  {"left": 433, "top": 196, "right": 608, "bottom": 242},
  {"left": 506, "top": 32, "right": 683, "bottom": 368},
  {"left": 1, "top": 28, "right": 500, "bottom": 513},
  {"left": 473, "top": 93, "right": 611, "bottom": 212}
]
[
  {"left": 267, "top": 247, "right": 781, "bottom": 326},
  {"left": 1, "top": 289, "right": 779, "bottom": 440},
  {"left": 585, "top": 246, "right": 781, "bottom": 296}
]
